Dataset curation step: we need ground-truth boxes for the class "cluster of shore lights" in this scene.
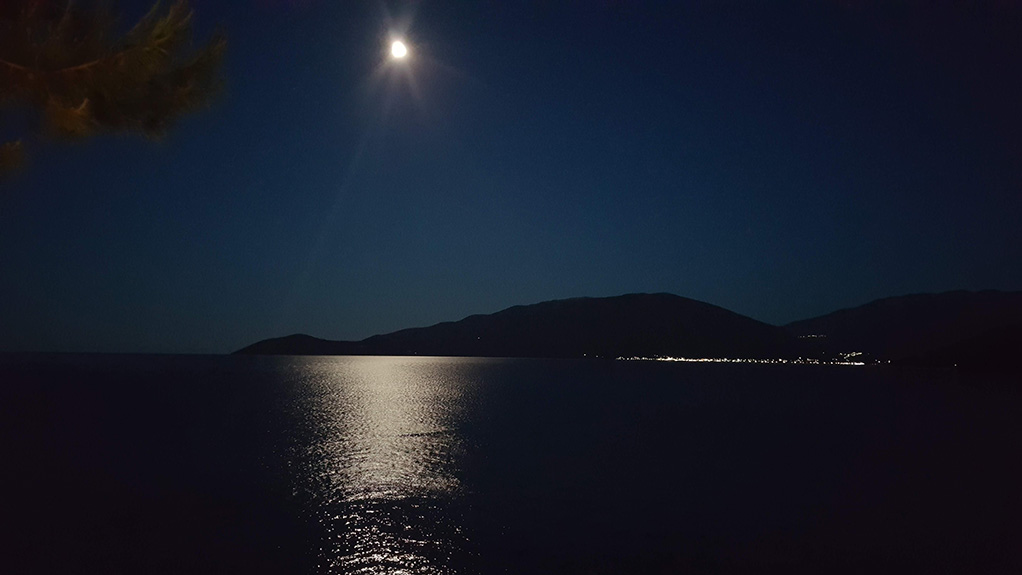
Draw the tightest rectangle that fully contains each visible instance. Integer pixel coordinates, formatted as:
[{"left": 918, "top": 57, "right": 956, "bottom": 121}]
[{"left": 618, "top": 356, "right": 868, "bottom": 366}]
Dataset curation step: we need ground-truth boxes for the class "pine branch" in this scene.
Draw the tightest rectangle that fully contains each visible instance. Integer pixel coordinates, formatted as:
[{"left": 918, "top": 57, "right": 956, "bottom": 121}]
[
  {"left": 0, "top": 0, "right": 224, "bottom": 149},
  {"left": 0, "top": 1, "right": 194, "bottom": 76}
]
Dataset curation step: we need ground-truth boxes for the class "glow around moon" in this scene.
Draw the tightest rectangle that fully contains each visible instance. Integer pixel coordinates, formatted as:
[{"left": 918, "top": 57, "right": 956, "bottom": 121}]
[{"left": 391, "top": 40, "right": 408, "bottom": 59}]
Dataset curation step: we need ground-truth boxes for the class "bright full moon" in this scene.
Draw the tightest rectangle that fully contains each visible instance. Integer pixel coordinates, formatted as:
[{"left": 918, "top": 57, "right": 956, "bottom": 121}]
[{"left": 391, "top": 40, "right": 408, "bottom": 59}]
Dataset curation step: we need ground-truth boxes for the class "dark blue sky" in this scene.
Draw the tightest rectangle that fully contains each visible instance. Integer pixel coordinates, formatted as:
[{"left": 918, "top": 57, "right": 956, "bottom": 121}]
[{"left": 2, "top": 0, "right": 1021, "bottom": 353}]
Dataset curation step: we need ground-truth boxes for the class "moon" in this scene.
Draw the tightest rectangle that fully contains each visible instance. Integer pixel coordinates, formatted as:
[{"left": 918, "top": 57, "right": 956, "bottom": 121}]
[{"left": 391, "top": 40, "right": 408, "bottom": 59}]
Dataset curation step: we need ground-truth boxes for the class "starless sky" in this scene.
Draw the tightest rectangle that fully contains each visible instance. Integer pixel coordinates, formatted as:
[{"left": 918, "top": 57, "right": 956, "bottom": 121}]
[{"left": 1, "top": 0, "right": 1021, "bottom": 354}]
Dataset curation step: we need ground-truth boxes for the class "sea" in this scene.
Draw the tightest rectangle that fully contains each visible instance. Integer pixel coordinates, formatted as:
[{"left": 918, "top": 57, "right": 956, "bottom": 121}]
[{"left": 2, "top": 354, "right": 1021, "bottom": 574}]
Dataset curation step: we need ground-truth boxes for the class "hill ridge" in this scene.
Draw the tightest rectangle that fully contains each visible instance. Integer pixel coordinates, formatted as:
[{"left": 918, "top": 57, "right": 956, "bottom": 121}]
[
  {"left": 237, "top": 292, "right": 797, "bottom": 359},
  {"left": 237, "top": 290, "right": 1022, "bottom": 371}
]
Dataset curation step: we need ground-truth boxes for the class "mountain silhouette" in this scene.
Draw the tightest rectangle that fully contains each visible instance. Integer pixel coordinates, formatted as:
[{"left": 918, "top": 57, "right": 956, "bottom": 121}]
[
  {"left": 905, "top": 324, "right": 1022, "bottom": 373},
  {"left": 786, "top": 290, "right": 1022, "bottom": 364},
  {"left": 236, "top": 293, "right": 799, "bottom": 359},
  {"left": 239, "top": 290, "right": 1022, "bottom": 370}
]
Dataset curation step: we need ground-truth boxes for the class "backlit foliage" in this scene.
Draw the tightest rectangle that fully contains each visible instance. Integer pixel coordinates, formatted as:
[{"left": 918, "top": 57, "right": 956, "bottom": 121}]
[{"left": 0, "top": 1, "right": 225, "bottom": 175}]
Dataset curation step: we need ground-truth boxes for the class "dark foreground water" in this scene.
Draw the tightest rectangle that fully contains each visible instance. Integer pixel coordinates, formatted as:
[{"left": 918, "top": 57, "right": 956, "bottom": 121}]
[{"left": 2, "top": 354, "right": 1021, "bottom": 574}]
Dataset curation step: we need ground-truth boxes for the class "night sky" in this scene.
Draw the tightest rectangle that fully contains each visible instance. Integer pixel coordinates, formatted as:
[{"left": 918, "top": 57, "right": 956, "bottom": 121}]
[{"left": 2, "top": 1, "right": 1020, "bottom": 353}]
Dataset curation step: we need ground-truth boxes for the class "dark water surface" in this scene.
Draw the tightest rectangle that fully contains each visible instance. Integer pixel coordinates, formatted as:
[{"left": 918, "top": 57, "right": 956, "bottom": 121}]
[{"left": 2, "top": 354, "right": 1021, "bottom": 574}]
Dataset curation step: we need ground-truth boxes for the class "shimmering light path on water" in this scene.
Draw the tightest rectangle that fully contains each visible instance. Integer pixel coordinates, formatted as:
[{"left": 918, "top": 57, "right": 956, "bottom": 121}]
[{"left": 277, "top": 357, "right": 481, "bottom": 574}]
